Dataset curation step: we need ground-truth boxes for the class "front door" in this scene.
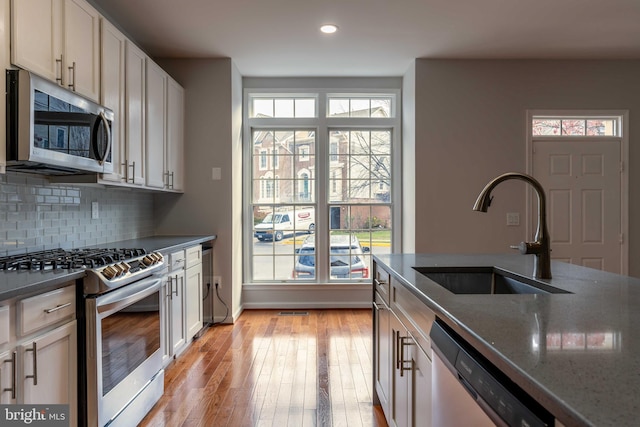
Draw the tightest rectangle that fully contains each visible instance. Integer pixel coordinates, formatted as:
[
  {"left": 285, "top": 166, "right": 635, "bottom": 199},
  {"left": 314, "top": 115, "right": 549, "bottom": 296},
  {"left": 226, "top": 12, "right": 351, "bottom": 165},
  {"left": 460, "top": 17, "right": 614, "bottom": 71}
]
[{"left": 532, "top": 139, "right": 622, "bottom": 273}]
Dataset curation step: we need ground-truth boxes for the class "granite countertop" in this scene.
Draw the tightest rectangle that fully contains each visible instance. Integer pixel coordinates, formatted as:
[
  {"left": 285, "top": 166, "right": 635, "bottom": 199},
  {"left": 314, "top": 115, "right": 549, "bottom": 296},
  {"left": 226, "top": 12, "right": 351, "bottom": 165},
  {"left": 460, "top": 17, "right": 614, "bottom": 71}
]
[
  {"left": 0, "top": 235, "right": 216, "bottom": 300},
  {"left": 374, "top": 253, "right": 640, "bottom": 427}
]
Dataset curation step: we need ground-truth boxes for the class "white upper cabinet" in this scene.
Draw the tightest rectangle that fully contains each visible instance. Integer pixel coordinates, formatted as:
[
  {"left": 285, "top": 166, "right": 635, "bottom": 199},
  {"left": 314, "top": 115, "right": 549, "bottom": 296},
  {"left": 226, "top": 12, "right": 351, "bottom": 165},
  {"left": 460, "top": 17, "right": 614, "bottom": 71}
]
[
  {"left": 11, "top": 0, "right": 100, "bottom": 101},
  {"left": 145, "top": 59, "right": 184, "bottom": 192},
  {"left": 145, "top": 58, "right": 167, "bottom": 189},
  {"left": 125, "top": 41, "right": 146, "bottom": 186},
  {"left": 100, "top": 19, "right": 127, "bottom": 183},
  {"left": 166, "top": 77, "right": 185, "bottom": 192}
]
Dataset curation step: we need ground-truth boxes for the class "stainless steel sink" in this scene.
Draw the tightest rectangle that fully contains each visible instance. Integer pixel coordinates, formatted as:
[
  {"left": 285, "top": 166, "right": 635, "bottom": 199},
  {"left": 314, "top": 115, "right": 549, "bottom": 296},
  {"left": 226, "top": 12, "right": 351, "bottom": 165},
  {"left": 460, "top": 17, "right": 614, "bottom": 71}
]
[{"left": 413, "top": 266, "right": 570, "bottom": 295}]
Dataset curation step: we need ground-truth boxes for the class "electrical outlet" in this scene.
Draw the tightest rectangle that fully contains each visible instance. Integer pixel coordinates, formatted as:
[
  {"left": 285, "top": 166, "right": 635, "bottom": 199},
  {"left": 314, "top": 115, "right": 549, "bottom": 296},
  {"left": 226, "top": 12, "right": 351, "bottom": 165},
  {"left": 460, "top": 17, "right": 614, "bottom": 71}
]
[{"left": 213, "top": 276, "right": 222, "bottom": 289}]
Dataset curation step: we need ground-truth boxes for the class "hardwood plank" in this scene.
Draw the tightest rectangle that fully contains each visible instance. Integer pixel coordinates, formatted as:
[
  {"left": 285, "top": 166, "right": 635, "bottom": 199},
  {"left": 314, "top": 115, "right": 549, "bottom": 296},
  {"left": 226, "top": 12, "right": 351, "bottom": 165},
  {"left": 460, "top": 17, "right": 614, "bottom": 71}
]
[{"left": 139, "top": 309, "right": 389, "bottom": 427}]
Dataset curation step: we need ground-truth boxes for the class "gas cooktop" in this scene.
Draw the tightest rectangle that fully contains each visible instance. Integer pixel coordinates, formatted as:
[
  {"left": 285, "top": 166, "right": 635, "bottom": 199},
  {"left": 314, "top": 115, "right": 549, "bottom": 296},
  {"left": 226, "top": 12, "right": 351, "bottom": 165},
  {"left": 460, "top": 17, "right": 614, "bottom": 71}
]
[{"left": 0, "top": 248, "right": 147, "bottom": 271}]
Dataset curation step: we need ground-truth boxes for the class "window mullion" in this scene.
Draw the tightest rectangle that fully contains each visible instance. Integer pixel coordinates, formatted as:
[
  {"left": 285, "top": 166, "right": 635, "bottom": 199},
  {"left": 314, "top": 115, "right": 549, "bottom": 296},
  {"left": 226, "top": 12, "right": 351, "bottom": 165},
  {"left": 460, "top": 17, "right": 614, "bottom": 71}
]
[{"left": 316, "top": 96, "right": 329, "bottom": 283}]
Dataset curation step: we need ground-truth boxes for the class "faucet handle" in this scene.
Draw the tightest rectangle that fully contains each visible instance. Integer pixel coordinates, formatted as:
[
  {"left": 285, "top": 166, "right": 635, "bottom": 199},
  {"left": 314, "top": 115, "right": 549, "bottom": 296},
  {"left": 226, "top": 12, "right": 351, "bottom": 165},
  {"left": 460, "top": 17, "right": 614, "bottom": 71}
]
[
  {"left": 512, "top": 241, "right": 543, "bottom": 255},
  {"left": 510, "top": 242, "right": 529, "bottom": 254}
]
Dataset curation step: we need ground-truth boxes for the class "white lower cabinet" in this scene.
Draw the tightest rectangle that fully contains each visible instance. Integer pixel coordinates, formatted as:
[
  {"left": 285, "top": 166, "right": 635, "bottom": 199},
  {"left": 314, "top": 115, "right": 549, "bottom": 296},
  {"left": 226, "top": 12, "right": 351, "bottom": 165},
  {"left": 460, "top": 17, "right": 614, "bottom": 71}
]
[
  {"left": 20, "top": 321, "right": 77, "bottom": 412},
  {"left": 163, "top": 266, "right": 186, "bottom": 366},
  {"left": 0, "top": 284, "right": 77, "bottom": 426},
  {"left": 185, "top": 245, "right": 203, "bottom": 340},
  {"left": 185, "top": 263, "right": 202, "bottom": 340},
  {"left": 374, "top": 262, "right": 433, "bottom": 427},
  {"left": 373, "top": 292, "right": 392, "bottom": 416},
  {"left": 163, "top": 245, "right": 203, "bottom": 367},
  {"left": 410, "top": 336, "right": 432, "bottom": 427}
]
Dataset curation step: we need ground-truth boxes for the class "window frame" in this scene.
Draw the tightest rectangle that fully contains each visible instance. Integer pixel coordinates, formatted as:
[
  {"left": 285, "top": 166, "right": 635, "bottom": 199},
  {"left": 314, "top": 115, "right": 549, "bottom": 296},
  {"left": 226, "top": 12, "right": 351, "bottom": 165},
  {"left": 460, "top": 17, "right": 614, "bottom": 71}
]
[{"left": 243, "top": 88, "right": 401, "bottom": 285}]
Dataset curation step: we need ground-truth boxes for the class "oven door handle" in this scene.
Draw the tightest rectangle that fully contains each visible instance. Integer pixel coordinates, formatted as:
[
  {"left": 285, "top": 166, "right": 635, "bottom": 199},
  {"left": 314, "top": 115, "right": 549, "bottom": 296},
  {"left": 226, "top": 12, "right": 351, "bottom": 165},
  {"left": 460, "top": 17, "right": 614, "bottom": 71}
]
[{"left": 96, "top": 276, "right": 164, "bottom": 317}]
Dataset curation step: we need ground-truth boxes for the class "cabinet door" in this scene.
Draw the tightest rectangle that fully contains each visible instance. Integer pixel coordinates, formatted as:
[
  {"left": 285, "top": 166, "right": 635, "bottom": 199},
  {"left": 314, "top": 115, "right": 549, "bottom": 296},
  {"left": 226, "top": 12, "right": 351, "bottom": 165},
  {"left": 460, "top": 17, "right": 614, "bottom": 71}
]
[
  {"left": 410, "top": 342, "right": 432, "bottom": 427},
  {"left": 0, "top": 349, "right": 16, "bottom": 404},
  {"left": 21, "top": 320, "right": 77, "bottom": 427},
  {"left": 145, "top": 58, "right": 167, "bottom": 189},
  {"left": 161, "top": 280, "right": 172, "bottom": 366},
  {"left": 125, "top": 41, "right": 146, "bottom": 185},
  {"left": 100, "top": 19, "right": 127, "bottom": 183},
  {"left": 374, "top": 294, "right": 391, "bottom": 418},
  {"left": 166, "top": 77, "right": 185, "bottom": 191},
  {"left": 391, "top": 313, "right": 410, "bottom": 427},
  {"left": 11, "top": 0, "right": 62, "bottom": 82},
  {"left": 185, "top": 263, "right": 203, "bottom": 340},
  {"left": 63, "top": 0, "right": 100, "bottom": 100},
  {"left": 169, "top": 271, "right": 186, "bottom": 356}
]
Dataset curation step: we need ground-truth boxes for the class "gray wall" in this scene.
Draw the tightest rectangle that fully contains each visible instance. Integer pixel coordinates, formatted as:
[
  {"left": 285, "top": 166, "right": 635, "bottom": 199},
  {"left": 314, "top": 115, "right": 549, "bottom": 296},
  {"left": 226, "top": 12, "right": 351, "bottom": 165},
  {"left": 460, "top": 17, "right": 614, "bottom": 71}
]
[
  {"left": 154, "top": 58, "right": 243, "bottom": 321},
  {"left": 412, "top": 59, "right": 640, "bottom": 276},
  {"left": 0, "top": 173, "right": 154, "bottom": 255}
]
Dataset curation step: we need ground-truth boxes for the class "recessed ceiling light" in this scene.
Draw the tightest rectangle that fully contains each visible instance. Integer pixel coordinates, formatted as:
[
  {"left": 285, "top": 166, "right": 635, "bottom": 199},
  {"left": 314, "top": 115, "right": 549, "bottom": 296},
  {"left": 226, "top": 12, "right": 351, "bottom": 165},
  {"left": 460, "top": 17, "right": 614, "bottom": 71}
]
[{"left": 320, "top": 24, "right": 338, "bottom": 34}]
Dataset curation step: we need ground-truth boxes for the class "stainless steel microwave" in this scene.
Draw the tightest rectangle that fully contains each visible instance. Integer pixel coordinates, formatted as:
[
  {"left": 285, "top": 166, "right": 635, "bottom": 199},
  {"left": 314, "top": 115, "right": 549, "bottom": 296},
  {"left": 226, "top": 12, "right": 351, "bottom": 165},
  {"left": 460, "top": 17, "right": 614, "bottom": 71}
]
[{"left": 5, "top": 69, "right": 114, "bottom": 175}]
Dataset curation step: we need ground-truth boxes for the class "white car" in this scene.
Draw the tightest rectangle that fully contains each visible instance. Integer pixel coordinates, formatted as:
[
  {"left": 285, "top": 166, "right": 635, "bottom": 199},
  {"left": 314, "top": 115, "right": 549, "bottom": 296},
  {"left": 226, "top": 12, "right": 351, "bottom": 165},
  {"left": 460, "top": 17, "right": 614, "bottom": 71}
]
[
  {"left": 254, "top": 208, "right": 315, "bottom": 241},
  {"left": 293, "top": 235, "right": 370, "bottom": 279}
]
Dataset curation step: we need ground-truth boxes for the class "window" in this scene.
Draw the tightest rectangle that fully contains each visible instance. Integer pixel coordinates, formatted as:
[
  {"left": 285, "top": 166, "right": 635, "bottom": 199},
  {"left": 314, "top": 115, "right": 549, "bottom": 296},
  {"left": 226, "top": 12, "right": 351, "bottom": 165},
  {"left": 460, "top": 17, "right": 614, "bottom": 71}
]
[
  {"left": 245, "top": 90, "right": 399, "bottom": 284},
  {"left": 299, "top": 146, "right": 310, "bottom": 161},
  {"left": 531, "top": 116, "right": 621, "bottom": 137},
  {"left": 330, "top": 142, "right": 338, "bottom": 161},
  {"left": 259, "top": 149, "right": 268, "bottom": 170}
]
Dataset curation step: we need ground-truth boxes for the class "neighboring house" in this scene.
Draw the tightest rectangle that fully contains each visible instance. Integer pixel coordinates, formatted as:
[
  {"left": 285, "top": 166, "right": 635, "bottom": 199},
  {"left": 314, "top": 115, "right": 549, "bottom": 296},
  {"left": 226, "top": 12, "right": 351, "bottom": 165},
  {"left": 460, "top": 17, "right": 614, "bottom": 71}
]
[{"left": 252, "top": 107, "right": 391, "bottom": 228}]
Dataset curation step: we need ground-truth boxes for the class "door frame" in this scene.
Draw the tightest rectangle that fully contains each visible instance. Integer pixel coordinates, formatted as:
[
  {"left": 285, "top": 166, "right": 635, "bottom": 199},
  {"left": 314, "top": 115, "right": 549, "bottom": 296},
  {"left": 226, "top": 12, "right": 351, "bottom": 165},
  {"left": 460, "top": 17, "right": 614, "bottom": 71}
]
[{"left": 525, "top": 109, "right": 629, "bottom": 275}]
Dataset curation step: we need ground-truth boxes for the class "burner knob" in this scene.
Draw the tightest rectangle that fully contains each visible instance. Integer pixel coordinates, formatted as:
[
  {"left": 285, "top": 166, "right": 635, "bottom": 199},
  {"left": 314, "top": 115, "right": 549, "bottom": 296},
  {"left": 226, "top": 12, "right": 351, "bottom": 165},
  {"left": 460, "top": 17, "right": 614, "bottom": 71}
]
[
  {"left": 102, "top": 265, "right": 118, "bottom": 280},
  {"left": 142, "top": 252, "right": 163, "bottom": 266},
  {"left": 113, "top": 263, "right": 126, "bottom": 277},
  {"left": 120, "top": 261, "right": 131, "bottom": 274}
]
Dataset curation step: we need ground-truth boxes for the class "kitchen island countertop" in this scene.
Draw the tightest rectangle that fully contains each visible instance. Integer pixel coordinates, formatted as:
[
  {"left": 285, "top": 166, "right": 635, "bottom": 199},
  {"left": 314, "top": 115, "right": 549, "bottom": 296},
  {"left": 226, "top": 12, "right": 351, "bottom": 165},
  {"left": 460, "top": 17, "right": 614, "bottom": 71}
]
[
  {"left": 374, "top": 253, "right": 640, "bottom": 427},
  {"left": 0, "top": 234, "right": 216, "bottom": 300}
]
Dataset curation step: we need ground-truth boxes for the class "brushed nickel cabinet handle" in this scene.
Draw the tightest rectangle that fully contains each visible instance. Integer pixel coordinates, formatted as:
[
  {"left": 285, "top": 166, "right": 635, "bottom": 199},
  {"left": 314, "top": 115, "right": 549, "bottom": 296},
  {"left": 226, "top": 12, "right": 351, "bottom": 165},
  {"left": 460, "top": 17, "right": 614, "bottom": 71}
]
[
  {"left": 3, "top": 351, "right": 16, "bottom": 398},
  {"left": 395, "top": 330, "right": 401, "bottom": 370},
  {"left": 25, "top": 343, "right": 38, "bottom": 385},
  {"left": 56, "top": 55, "right": 63, "bottom": 85},
  {"left": 44, "top": 302, "right": 71, "bottom": 314},
  {"left": 170, "top": 171, "right": 174, "bottom": 189},
  {"left": 399, "top": 336, "right": 413, "bottom": 377},
  {"left": 68, "top": 61, "right": 76, "bottom": 91}
]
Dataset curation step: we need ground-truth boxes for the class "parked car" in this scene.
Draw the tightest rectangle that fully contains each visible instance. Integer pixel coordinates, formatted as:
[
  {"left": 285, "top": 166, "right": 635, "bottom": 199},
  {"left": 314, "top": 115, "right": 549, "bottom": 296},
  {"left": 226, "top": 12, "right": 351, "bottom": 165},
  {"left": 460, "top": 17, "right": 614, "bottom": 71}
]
[
  {"left": 292, "top": 234, "right": 370, "bottom": 279},
  {"left": 254, "top": 207, "right": 315, "bottom": 241}
]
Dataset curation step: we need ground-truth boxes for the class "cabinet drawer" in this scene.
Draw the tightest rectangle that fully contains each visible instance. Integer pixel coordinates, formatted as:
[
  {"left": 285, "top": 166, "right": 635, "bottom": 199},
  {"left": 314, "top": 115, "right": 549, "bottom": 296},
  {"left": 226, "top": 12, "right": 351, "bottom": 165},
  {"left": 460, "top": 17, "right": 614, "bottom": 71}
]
[
  {"left": 391, "top": 279, "right": 434, "bottom": 358},
  {"left": 185, "top": 245, "right": 202, "bottom": 269},
  {"left": 169, "top": 250, "right": 186, "bottom": 272},
  {"left": 374, "top": 263, "right": 390, "bottom": 305},
  {"left": 0, "top": 305, "right": 10, "bottom": 347},
  {"left": 19, "top": 285, "right": 76, "bottom": 337}
]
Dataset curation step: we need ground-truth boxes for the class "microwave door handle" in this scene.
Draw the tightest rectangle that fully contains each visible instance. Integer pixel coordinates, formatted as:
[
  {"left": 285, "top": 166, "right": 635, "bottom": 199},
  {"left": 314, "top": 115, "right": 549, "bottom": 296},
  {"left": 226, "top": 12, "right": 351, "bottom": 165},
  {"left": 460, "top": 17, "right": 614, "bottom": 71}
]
[{"left": 96, "top": 111, "right": 112, "bottom": 166}]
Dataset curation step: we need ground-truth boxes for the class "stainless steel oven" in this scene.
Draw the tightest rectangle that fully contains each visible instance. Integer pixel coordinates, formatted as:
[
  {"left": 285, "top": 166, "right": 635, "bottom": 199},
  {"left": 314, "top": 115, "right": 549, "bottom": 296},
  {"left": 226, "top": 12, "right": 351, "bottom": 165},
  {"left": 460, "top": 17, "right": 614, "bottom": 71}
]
[
  {"left": 83, "top": 252, "right": 166, "bottom": 427},
  {"left": 0, "top": 248, "right": 167, "bottom": 427}
]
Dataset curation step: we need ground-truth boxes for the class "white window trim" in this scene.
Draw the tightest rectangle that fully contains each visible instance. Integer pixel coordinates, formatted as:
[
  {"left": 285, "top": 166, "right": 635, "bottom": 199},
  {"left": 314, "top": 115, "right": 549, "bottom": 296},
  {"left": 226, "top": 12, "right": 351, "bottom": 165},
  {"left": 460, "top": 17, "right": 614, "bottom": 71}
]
[{"left": 243, "top": 86, "right": 402, "bottom": 287}]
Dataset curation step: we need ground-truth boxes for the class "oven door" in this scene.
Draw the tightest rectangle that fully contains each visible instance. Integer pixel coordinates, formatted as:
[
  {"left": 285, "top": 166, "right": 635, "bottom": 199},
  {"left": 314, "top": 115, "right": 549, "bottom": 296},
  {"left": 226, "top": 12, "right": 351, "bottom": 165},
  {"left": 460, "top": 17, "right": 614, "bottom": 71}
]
[{"left": 86, "top": 276, "right": 164, "bottom": 427}]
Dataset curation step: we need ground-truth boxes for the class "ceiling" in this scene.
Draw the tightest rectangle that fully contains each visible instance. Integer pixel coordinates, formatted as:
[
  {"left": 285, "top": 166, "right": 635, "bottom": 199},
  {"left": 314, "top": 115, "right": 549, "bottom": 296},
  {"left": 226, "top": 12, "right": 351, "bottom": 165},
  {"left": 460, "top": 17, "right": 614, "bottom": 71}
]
[{"left": 91, "top": 0, "right": 640, "bottom": 77}]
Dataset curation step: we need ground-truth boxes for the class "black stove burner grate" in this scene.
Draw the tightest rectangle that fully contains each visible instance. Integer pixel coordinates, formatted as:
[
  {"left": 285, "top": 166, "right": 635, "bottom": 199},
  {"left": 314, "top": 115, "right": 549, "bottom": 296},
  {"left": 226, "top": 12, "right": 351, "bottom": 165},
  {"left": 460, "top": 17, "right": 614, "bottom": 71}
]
[{"left": 0, "top": 248, "right": 147, "bottom": 271}]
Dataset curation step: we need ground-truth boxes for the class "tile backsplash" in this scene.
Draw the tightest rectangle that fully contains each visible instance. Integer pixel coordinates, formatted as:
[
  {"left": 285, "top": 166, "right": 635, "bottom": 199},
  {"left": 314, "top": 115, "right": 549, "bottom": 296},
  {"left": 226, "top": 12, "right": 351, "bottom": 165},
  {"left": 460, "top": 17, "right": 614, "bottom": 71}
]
[{"left": 0, "top": 172, "right": 155, "bottom": 255}]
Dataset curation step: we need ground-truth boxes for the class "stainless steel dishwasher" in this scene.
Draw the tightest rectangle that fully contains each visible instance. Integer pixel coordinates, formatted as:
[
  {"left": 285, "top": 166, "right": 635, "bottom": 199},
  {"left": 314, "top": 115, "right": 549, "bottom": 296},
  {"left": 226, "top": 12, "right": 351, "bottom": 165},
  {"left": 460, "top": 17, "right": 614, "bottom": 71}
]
[{"left": 430, "top": 320, "right": 554, "bottom": 427}]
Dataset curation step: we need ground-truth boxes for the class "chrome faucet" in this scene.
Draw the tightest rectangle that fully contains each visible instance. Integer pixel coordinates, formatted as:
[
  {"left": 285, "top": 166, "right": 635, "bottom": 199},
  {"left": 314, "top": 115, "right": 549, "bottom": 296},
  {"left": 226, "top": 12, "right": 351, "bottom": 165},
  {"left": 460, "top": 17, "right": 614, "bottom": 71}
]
[{"left": 473, "top": 172, "right": 552, "bottom": 279}]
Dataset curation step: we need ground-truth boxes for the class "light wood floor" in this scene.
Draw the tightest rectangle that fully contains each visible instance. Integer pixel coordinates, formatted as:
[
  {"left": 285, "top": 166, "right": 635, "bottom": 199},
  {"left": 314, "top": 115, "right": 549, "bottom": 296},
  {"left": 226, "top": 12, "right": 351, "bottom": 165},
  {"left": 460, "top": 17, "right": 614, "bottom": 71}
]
[{"left": 140, "top": 309, "right": 388, "bottom": 427}]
